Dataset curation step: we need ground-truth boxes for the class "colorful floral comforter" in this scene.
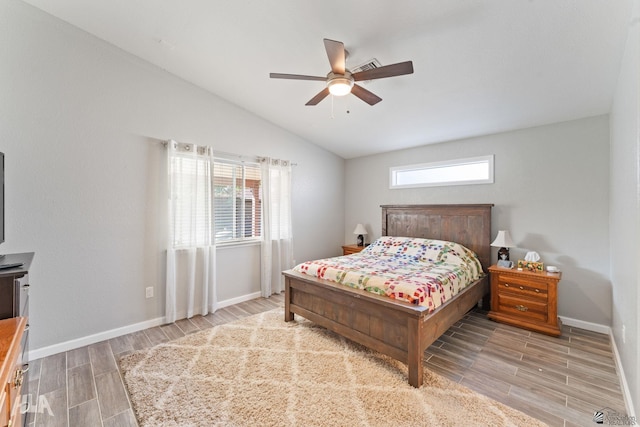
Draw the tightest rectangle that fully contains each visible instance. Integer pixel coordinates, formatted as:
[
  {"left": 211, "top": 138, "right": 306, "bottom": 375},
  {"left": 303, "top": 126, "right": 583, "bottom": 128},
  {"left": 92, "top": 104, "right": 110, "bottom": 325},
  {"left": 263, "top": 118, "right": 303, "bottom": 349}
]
[{"left": 293, "top": 236, "right": 484, "bottom": 312}]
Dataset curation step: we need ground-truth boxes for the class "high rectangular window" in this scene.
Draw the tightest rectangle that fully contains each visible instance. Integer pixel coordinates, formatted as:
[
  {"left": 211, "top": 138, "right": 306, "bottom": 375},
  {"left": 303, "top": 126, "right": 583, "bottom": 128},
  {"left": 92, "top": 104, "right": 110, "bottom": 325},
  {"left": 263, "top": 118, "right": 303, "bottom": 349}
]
[{"left": 390, "top": 155, "right": 494, "bottom": 189}]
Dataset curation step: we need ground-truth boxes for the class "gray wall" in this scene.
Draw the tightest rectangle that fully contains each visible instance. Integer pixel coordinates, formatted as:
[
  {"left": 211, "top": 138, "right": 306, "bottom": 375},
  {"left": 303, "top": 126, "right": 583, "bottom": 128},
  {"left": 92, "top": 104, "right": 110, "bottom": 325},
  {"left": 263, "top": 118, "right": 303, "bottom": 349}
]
[
  {"left": 610, "top": 0, "right": 639, "bottom": 412},
  {"left": 345, "top": 116, "right": 611, "bottom": 326},
  {"left": 0, "top": 0, "right": 344, "bottom": 352}
]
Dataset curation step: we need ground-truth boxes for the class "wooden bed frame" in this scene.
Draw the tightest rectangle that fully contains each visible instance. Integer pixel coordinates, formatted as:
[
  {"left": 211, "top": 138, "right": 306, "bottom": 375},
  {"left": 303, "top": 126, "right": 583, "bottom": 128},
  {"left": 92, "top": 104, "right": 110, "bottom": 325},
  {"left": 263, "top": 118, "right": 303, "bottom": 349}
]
[{"left": 282, "top": 204, "right": 493, "bottom": 387}]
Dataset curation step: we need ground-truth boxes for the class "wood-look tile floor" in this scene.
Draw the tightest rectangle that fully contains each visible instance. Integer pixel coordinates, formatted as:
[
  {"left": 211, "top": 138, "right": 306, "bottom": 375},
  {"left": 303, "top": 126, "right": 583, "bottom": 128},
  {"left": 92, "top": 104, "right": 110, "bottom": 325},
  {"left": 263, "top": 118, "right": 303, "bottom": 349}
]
[
  {"left": 427, "top": 310, "right": 628, "bottom": 426},
  {"left": 26, "top": 295, "right": 627, "bottom": 427}
]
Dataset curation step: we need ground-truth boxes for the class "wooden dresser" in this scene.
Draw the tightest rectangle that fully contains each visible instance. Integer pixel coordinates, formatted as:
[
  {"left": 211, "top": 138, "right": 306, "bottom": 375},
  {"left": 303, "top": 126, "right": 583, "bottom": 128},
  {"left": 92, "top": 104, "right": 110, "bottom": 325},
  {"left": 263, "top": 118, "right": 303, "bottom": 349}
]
[
  {"left": 488, "top": 265, "right": 562, "bottom": 336},
  {"left": 0, "top": 253, "right": 34, "bottom": 427},
  {"left": 0, "top": 317, "right": 27, "bottom": 427}
]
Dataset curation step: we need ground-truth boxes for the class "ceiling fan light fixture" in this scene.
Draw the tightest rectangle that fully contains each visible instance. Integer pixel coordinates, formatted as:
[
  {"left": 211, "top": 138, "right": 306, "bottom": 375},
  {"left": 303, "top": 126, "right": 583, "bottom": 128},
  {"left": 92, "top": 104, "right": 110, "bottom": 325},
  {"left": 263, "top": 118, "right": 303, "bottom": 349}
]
[
  {"left": 269, "top": 38, "right": 413, "bottom": 106},
  {"left": 327, "top": 76, "right": 354, "bottom": 96}
]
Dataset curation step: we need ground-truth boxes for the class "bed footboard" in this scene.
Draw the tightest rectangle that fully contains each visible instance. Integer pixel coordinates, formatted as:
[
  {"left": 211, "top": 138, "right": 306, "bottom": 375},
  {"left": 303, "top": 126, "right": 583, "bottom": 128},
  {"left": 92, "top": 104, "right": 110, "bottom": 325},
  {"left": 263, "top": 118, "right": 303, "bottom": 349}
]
[{"left": 283, "top": 269, "right": 489, "bottom": 387}]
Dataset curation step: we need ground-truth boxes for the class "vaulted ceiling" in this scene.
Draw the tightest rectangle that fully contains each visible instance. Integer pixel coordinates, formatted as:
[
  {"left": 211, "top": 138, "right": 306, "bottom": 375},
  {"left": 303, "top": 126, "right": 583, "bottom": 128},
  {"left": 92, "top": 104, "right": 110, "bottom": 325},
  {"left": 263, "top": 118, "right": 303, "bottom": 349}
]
[{"left": 22, "top": 0, "right": 633, "bottom": 159}]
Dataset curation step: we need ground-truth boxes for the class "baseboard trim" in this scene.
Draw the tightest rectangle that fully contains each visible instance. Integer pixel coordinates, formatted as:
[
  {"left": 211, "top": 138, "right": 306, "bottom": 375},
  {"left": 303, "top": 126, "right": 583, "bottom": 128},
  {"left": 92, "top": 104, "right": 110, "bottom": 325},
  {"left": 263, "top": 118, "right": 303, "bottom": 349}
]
[
  {"left": 558, "top": 315, "right": 610, "bottom": 335},
  {"left": 609, "top": 333, "right": 636, "bottom": 418},
  {"left": 29, "top": 291, "right": 264, "bottom": 361},
  {"left": 28, "top": 316, "right": 166, "bottom": 361},
  {"left": 216, "top": 291, "right": 262, "bottom": 309}
]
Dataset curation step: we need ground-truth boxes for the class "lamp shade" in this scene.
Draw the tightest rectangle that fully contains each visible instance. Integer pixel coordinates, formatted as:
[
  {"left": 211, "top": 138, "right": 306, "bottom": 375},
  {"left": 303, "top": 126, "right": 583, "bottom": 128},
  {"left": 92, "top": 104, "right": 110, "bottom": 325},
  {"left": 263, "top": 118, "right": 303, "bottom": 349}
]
[
  {"left": 353, "top": 224, "right": 368, "bottom": 235},
  {"left": 491, "top": 230, "right": 515, "bottom": 248}
]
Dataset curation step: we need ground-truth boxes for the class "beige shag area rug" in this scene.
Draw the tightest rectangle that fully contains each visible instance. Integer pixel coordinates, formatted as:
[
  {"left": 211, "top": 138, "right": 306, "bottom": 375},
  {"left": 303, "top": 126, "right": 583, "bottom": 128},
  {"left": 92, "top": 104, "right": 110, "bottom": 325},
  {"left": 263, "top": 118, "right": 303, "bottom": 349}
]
[{"left": 119, "top": 309, "right": 547, "bottom": 427}]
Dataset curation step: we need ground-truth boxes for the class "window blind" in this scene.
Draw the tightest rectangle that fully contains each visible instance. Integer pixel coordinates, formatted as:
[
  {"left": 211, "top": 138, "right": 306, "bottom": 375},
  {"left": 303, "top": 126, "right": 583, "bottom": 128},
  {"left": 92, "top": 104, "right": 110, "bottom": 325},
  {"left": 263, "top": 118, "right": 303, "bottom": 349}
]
[{"left": 213, "top": 159, "right": 262, "bottom": 243}]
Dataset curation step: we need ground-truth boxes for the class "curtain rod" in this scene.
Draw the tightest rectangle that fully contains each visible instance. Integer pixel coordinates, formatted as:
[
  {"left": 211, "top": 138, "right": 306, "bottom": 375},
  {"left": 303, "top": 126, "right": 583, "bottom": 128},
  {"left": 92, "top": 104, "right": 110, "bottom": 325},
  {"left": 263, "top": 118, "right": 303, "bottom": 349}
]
[{"left": 162, "top": 140, "right": 297, "bottom": 166}]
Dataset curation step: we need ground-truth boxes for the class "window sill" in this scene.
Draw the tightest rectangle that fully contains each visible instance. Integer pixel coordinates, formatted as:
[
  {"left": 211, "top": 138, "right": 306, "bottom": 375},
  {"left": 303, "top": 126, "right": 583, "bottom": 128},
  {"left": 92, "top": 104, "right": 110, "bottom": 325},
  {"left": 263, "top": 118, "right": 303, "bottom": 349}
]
[{"left": 215, "top": 240, "right": 262, "bottom": 249}]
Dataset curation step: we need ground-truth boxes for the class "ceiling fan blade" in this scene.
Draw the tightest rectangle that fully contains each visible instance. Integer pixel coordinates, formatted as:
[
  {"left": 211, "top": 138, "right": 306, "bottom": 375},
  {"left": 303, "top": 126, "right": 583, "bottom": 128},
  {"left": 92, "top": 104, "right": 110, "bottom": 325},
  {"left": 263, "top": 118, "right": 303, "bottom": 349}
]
[
  {"left": 323, "top": 38, "right": 346, "bottom": 75},
  {"left": 352, "top": 61, "right": 414, "bottom": 81},
  {"left": 270, "top": 73, "right": 326, "bottom": 81},
  {"left": 305, "top": 88, "right": 330, "bottom": 106},
  {"left": 351, "top": 84, "right": 382, "bottom": 105}
]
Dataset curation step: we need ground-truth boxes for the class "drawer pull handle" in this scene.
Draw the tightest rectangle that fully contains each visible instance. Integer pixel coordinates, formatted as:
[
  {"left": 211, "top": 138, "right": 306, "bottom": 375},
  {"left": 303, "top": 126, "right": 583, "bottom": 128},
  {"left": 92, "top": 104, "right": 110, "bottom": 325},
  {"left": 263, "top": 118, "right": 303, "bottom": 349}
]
[
  {"left": 22, "top": 363, "right": 29, "bottom": 373},
  {"left": 515, "top": 305, "right": 528, "bottom": 312},
  {"left": 13, "top": 368, "right": 24, "bottom": 388},
  {"left": 24, "top": 324, "right": 30, "bottom": 332},
  {"left": 22, "top": 284, "right": 30, "bottom": 289},
  {"left": 535, "top": 289, "right": 540, "bottom": 293},
  {"left": 519, "top": 286, "right": 524, "bottom": 290},
  {"left": 504, "top": 284, "right": 509, "bottom": 287}
]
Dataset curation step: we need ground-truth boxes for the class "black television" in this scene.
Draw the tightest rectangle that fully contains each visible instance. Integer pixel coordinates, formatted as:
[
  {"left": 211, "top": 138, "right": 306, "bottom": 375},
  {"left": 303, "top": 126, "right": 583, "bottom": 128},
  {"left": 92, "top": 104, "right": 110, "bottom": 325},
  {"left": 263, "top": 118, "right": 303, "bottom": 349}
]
[{"left": 0, "top": 155, "right": 24, "bottom": 268}]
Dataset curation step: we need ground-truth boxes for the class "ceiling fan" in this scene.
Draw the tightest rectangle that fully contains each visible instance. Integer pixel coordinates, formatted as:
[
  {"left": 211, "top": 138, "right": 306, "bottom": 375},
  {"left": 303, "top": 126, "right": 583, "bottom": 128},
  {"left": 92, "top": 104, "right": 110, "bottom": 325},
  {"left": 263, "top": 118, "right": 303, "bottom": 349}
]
[{"left": 270, "top": 38, "right": 414, "bottom": 106}]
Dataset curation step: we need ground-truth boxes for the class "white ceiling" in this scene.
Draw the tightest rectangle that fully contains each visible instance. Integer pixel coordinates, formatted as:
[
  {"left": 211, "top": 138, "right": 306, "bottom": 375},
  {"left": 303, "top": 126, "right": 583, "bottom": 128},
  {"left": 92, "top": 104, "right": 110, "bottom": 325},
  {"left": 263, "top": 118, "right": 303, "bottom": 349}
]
[{"left": 22, "top": 0, "right": 632, "bottom": 159}]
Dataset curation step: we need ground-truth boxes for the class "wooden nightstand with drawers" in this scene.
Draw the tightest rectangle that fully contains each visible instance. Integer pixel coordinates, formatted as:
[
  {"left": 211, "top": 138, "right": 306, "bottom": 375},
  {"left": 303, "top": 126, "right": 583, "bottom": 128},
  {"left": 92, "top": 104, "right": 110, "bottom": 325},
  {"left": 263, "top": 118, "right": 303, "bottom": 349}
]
[
  {"left": 342, "top": 244, "right": 365, "bottom": 255},
  {"left": 488, "top": 265, "right": 562, "bottom": 336}
]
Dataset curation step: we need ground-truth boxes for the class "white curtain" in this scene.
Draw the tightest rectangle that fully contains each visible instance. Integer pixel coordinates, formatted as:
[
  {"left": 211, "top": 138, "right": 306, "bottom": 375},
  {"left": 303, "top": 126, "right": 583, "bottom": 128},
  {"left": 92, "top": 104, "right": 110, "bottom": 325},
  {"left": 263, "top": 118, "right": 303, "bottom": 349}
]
[
  {"left": 260, "top": 157, "right": 294, "bottom": 297},
  {"left": 165, "top": 140, "right": 217, "bottom": 323}
]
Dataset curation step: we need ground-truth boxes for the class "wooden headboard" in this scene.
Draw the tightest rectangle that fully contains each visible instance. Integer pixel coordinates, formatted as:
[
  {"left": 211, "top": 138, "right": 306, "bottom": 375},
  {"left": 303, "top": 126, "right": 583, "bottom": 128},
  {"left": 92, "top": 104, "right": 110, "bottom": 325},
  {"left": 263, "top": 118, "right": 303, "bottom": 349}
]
[{"left": 381, "top": 204, "right": 493, "bottom": 271}]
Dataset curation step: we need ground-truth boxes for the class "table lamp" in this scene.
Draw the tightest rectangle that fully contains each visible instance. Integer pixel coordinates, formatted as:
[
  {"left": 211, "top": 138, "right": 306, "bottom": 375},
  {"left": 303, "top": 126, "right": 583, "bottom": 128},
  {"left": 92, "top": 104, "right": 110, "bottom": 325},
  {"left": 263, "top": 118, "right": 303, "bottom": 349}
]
[
  {"left": 491, "top": 230, "right": 515, "bottom": 262},
  {"left": 353, "top": 223, "right": 367, "bottom": 246}
]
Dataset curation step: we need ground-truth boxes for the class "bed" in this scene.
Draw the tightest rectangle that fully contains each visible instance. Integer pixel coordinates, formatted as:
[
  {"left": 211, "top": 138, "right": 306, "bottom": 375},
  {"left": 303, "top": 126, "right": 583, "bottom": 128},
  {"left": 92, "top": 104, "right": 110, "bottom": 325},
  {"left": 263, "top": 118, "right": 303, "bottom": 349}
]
[{"left": 282, "top": 204, "right": 493, "bottom": 387}]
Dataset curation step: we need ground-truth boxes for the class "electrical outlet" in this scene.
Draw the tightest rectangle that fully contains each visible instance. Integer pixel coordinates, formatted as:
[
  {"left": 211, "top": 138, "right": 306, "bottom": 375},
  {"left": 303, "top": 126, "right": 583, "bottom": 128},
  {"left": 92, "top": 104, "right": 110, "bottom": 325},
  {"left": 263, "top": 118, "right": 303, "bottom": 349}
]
[
  {"left": 145, "top": 287, "right": 154, "bottom": 298},
  {"left": 622, "top": 324, "right": 626, "bottom": 344}
]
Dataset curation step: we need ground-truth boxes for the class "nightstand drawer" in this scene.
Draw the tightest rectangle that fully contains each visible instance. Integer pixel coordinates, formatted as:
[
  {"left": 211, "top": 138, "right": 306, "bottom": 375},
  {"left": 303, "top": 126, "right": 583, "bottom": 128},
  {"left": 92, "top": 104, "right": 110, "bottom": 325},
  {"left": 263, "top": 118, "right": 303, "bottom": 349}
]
[
  {"left": 342, "top": 245, "right": 365, "bottom": 255},
  {"left": 497, "top": 294, "right": 548, "bottom": 322},
  {"left": 497, "top": 278, "right": 548, "bottom": 301},
  {"left": 496, "top": 273, "right": 549, "bottom": 290},
  {"left": 0, "top": 387, "right": 7, "bottom": 427}
]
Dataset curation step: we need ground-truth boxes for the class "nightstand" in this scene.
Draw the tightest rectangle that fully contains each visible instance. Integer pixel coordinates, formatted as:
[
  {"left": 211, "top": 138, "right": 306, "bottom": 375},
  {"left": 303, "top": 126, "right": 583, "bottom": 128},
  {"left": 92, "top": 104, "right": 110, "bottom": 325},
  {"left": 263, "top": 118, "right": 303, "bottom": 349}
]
[
  {"left": 342, "top": 244, "right": 365, "bottom": 255},
  {"left": 488, "top": 265, "right": 562, "bottom": 336}
]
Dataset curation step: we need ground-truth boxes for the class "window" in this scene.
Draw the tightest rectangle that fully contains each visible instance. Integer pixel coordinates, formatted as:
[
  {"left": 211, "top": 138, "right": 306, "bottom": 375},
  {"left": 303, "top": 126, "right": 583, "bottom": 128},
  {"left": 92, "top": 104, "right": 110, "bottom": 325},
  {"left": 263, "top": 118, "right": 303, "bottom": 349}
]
[
  {"left": 213, "top": 159, "right": 262, "bottom": 244},
  {"left": 167, "top": 142, "right": 263, "bottom": 248},
  {"left": 390, "top": 155, "right": 494, "bottom": 189}
]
